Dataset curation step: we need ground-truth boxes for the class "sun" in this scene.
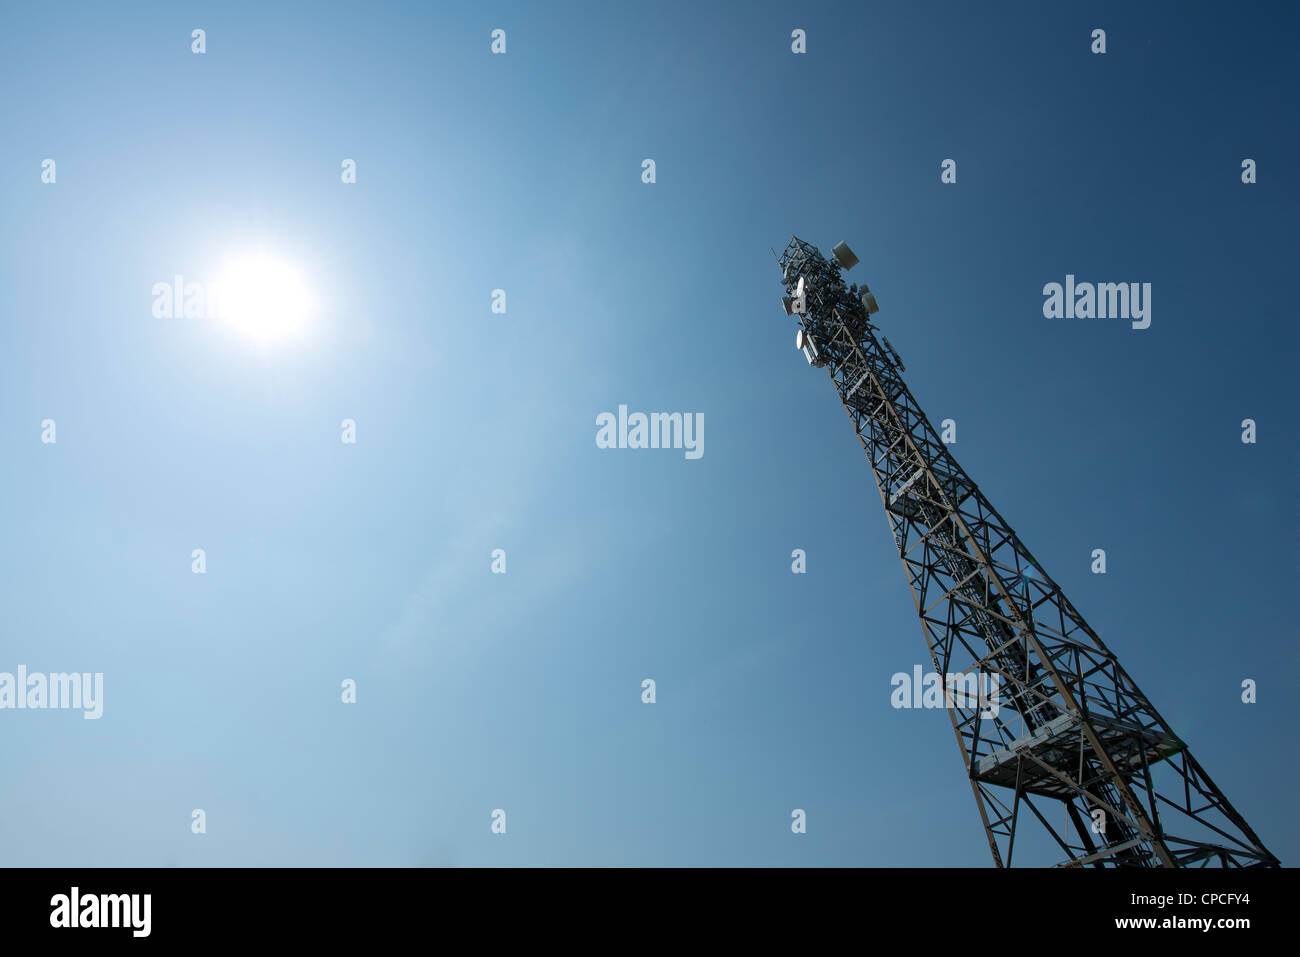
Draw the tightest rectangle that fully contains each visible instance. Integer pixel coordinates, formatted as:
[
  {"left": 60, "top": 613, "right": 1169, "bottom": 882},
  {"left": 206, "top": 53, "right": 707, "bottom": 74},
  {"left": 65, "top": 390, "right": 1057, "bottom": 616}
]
[{"left": 216, "top": 253, "right": 313, "bottom": 343}]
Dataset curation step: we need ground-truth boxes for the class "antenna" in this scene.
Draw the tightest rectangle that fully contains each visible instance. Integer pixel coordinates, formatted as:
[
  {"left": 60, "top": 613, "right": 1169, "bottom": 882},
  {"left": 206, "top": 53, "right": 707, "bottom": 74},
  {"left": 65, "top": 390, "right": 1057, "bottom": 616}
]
[{"left": 882, "top": 335, "right": 905, "bottom": 371}]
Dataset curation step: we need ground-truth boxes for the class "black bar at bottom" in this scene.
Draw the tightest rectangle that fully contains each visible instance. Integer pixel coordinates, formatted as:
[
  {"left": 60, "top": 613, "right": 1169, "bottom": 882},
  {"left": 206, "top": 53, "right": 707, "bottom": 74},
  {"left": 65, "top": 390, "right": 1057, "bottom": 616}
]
[{"left": 2, "top": 866, "right": 1293, "bottom": 943}]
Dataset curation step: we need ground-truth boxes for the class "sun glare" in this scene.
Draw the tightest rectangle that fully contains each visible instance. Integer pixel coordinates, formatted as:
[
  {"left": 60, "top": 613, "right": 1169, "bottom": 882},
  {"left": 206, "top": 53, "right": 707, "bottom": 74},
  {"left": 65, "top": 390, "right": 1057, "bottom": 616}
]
[{"left": 217, "top": 254, "right": 313, "bottom": 343}]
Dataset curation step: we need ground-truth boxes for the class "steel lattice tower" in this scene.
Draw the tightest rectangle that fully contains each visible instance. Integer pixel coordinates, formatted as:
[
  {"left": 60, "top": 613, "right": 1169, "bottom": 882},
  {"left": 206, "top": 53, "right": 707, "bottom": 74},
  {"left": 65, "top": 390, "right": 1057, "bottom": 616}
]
[{"left": 775, "top": 235, "right": 1278, "bottom": 868}]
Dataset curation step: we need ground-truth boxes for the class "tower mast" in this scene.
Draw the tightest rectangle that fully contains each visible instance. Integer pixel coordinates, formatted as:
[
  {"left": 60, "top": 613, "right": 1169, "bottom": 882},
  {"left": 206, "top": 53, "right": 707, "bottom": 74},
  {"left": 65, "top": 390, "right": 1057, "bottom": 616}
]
[{"left": 776, "top": 235, "right": 1278, "bottom": 867}]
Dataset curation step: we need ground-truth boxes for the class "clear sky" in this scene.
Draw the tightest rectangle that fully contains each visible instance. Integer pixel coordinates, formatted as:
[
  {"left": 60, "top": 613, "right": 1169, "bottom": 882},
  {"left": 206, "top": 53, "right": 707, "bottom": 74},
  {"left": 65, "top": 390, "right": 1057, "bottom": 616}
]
[{"left": 0, "top": 1, "right": 1296, "bottom": 867}]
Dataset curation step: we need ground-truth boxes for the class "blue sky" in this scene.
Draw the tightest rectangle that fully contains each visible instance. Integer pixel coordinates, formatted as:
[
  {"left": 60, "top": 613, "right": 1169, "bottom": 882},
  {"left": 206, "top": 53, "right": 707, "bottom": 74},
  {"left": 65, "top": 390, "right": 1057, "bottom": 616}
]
[{"left": 0, "top": 0, "right": 1296, "bottom": 866}]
